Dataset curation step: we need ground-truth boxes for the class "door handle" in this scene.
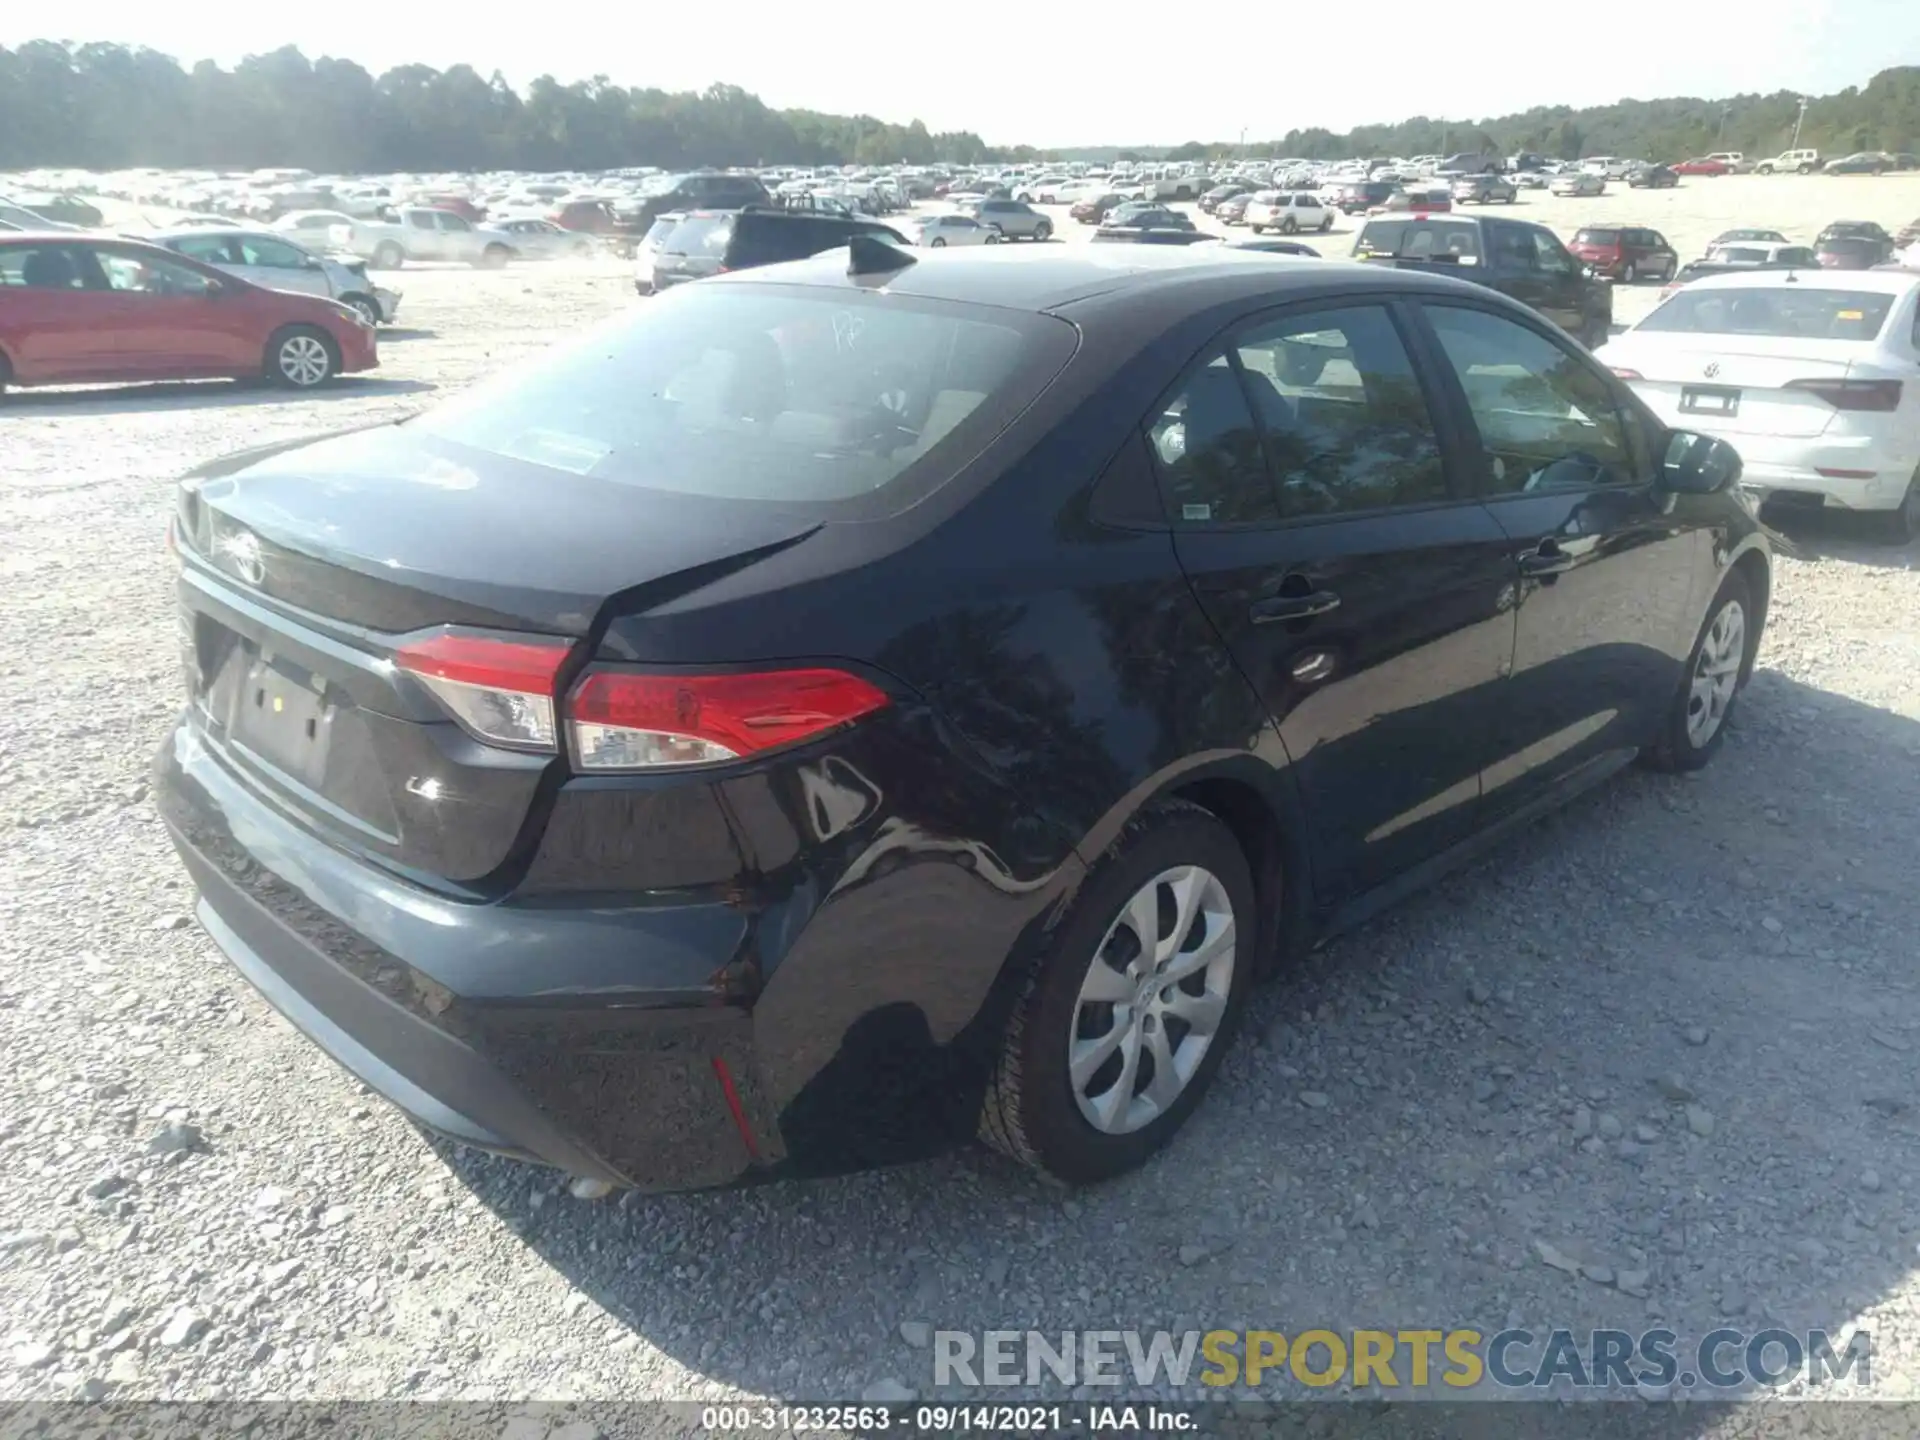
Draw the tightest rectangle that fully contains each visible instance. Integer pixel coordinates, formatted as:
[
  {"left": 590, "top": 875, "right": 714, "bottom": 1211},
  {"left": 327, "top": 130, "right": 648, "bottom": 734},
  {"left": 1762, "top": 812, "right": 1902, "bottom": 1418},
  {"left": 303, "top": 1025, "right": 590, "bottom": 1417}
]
[
  {"left": 1250, "top": 590, "right": 1341, "bottom": 624},
  {"left": 1517, "top": 542, "right": 1576, "bottom": 577}
]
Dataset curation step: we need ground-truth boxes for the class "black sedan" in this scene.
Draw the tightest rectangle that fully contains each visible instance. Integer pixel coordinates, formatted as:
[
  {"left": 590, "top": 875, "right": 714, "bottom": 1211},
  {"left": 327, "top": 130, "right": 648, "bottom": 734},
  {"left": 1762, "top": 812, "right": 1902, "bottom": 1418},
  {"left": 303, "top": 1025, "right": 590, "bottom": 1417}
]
[{"left": 156, "top": 244, "right": 1771, "bottom": 1193}]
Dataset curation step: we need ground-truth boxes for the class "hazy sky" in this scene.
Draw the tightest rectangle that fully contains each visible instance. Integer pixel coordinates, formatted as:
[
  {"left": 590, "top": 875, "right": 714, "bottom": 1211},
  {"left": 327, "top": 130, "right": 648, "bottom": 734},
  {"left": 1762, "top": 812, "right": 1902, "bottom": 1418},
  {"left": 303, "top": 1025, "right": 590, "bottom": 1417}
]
[{"left": 6, "top": 0, "right": 1917, "bottom": 147}]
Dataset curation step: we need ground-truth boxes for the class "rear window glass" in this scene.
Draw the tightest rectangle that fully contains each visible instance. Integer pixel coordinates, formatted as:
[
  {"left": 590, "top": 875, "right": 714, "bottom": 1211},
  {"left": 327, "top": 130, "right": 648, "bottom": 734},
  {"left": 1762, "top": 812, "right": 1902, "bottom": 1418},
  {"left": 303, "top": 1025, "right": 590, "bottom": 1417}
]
[
  {"left": 663, "top": 215, "right": 733, "bottom": 257},
  {"left": 1574, "top": 229, "right": 1620, "bottom": 245},
  {"left": 1712, "top": 247, "right": 1767, "bottom": 264},
  {"left": 1356, "top": 219, "right": 1479, "bottom": 262},
  {"left": 410, "top": 287, "right": 1076, "bottom": 516},
  {"left": 1637, "top": 288, "right": 1893, "bottom": 341}
]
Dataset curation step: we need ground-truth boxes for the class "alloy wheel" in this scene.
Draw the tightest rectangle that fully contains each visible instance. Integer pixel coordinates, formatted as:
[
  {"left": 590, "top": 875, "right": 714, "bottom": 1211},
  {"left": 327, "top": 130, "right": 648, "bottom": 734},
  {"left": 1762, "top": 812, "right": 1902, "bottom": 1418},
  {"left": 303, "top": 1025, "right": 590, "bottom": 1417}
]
[
  {"left": 277, "top": 334, "right": 331, "bottom": 387},
  {"left": 1686, "top": 599, "right": 1745, "bottom": 748},
  {"left": 1068, "top": 866, "right": 1236, "bottom": 1135}
]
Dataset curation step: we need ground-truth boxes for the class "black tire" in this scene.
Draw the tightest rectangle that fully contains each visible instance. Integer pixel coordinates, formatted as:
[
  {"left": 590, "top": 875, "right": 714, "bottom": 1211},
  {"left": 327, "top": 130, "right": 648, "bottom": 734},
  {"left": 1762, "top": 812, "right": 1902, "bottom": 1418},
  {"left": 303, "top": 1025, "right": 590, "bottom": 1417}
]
[
  {"left": 1623, "top": 261, "right": 1639, "bottom": 284},
  {"left": 1580, "top": 318, "right": 1609, "bottom": 350},
  {"left": 344, "top": 294, "right": 381, "bottom": 327},
  {"left": 1249, "top": 224, "right": 1265, "bottom": 234},
  {"left": 1796, "top": 163, "right": 1814, "bottom": 175},
  {"left": 930, "top": 236, "right": 946, "bottom": 247},
  {"left": 1643, "top": 570, "right": 1754, "bottom": 772},
  {"left": 979, "top": 800, "right": 1257, "bottom": 1185},
  {"left": 1319, "top": 214, "right": 1333, "bottom": 232},
  {"left": 264, "top": 324, "right": 339, "bottom": 389},
  {"left": 371, "top": 241, "right": 404, "bottom": 270},
  {"left": 1880, "top": 470, "right": 1920, "bottom": 545},
  {"left": 1034, "top": 220, "right": 1052, "bottom": 241},
  {"left": 1280, "top": 216, "right": 1298, "bottom": 234},
  {"left": 478, "top": 244, "right": 511, "bottom": 269}
]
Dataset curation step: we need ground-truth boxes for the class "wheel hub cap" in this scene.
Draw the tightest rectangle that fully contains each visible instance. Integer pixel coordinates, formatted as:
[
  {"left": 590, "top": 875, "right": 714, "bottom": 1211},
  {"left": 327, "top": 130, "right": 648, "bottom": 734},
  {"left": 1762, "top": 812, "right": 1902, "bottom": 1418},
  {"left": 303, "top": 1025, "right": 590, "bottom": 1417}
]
[
  {"left": 1685, "top": 599, "right": 1745, "bottom": 748},
  {"left": 1068, "top": 865, "right": 1236, "bottom": 1136}
]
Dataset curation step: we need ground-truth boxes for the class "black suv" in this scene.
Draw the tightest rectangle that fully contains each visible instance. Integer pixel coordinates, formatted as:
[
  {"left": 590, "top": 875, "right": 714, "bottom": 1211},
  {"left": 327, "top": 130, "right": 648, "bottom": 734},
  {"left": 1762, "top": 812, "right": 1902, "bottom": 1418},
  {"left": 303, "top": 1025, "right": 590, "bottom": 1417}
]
[
  {"left": 629, "top": 172, "right": 771, "bottom": 227},
  {"left": 1353, "top": 213, "right": 1612, "bottom": 348},
  {"left": 651, "top": 208, "right": 906, "bottom": 290}
]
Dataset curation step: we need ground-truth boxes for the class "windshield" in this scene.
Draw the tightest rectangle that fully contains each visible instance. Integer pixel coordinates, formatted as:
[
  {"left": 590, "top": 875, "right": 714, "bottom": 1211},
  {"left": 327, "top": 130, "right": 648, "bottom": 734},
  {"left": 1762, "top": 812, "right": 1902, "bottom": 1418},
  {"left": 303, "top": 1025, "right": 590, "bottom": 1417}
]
[
  {"left": 1636, "top": 288, "right": 1894, "bottom": 341},
  {"left": 410, "top": 287, "right": 1076, "bottom": 515}
]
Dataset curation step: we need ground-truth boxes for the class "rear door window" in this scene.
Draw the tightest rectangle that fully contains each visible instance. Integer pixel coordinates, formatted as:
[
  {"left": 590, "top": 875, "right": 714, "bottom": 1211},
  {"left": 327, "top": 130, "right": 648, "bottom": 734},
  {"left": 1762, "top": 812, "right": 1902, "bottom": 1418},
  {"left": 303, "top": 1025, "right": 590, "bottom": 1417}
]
[{"left": 1232, "top": 305, "right": 1449, "bottom": 517}]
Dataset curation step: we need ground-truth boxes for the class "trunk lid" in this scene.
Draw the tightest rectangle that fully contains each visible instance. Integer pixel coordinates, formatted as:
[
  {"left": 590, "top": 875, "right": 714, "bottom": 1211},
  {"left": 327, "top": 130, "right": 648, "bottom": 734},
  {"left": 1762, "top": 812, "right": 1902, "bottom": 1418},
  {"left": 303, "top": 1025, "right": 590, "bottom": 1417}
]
[
  {"left": 1613, "top": 338, "right": 1859, "bottom": 438},
  {"left": 177, "top": 422, "right": 818, "bottom": 885}
]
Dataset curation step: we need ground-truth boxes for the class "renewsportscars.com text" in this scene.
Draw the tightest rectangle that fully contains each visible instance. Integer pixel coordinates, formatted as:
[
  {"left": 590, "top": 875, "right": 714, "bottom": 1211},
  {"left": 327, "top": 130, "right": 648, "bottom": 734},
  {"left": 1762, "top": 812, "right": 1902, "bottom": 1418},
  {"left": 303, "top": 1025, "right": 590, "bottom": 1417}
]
[{"left": 933, "top": 1328, "right": 1872, "bottom": 1392}]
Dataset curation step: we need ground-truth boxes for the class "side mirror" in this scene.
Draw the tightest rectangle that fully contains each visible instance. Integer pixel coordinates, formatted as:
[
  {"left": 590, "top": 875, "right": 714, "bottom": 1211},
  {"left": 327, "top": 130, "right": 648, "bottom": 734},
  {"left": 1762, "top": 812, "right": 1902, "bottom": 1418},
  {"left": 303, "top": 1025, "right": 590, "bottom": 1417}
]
[{"left": 1660, "top": 431, "right": 1741, "bottom": 494}]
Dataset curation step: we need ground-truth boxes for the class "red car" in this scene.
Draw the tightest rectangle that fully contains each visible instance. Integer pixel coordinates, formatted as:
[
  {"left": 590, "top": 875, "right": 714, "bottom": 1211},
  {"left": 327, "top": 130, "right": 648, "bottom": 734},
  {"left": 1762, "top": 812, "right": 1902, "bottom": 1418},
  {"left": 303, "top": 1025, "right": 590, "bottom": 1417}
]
[
  {"left": 1671, "top": 157, "right": 1731, "bottom": 177},
  {"left": 1568, "top": 224, "right": 1678, "bottom": 282},
  {"left": 0, "top": 234, "right": 376, "bottom": 394}
]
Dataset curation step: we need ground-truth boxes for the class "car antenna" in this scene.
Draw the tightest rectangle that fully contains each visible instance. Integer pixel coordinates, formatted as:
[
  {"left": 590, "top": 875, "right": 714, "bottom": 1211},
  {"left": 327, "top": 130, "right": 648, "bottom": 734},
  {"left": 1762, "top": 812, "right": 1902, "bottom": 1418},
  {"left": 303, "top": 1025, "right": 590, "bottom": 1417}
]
[{"left": 847, "top": 232, "right": 916, "bottom": 278}]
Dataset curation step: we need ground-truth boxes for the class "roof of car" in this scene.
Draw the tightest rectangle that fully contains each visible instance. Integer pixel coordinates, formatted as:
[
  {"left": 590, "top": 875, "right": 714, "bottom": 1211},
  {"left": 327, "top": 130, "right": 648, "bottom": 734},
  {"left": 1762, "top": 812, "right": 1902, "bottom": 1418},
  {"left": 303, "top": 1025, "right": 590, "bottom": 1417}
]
[{"left": 717, "top": 243, "right": 1497, "bottom": 317}]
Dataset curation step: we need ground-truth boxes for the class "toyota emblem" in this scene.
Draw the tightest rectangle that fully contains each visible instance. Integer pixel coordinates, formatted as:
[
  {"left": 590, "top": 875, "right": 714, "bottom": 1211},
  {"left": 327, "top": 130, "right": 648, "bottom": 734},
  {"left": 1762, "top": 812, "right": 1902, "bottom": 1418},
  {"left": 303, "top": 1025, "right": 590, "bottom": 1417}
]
[
  {"left": 214, "top": 528, "right": 266, "bottom": 587},
  {"left": 1703, "top": 361, "right": 1721, "bottom": 379}
]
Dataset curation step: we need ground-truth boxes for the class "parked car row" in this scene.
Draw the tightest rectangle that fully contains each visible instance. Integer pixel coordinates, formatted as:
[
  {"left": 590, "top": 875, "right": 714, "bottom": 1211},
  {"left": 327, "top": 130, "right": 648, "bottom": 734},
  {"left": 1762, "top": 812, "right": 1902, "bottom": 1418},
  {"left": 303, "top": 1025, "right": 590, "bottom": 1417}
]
[{"left": 0, "top": 233, "right": 378, "bottom": 393}]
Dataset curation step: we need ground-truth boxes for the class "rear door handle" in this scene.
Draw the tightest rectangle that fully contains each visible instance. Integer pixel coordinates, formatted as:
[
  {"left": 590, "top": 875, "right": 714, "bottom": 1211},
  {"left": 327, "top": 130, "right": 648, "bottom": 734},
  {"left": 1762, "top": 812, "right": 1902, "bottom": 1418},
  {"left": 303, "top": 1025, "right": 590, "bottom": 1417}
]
[
  {"left": 1517, "top": 542, "right": 1576, "bottom": 577},
  {"left": 1250, "top": 591, "right": 1341, "bottom": 624}
]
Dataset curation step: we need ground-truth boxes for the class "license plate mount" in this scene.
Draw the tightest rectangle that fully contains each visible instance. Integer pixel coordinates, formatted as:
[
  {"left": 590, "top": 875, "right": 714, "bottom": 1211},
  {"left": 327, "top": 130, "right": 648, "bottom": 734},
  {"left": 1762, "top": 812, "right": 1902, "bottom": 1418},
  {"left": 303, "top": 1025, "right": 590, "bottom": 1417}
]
[
  {"left": 1680, "top": 385, "right": 1741, "bottom": 417},
  {"left": 231, "top": 651, "right": 332, "bottom": 785}
]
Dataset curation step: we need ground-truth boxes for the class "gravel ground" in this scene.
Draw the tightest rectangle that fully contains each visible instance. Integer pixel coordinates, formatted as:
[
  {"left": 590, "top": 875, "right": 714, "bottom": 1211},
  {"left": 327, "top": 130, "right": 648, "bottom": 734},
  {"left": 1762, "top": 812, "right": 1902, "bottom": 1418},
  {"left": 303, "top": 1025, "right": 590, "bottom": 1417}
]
[{"left": 2, "top": 243, "right": 1919, "bottom": 1429}]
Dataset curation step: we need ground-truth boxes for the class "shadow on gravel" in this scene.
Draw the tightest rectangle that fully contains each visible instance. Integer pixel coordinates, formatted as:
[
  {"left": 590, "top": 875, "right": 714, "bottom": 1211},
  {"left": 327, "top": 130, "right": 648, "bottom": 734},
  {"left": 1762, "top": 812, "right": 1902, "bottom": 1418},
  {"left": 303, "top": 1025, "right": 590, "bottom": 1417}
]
[
  {"left": 378, "top": 327, "right": 437, "bottom": 341},
  {"left": 440, "top": 669, "right": 1920, "bottom": 1408},
  {"left": 1762, "top": 508, "right": 1917, "bottom": 570},
  {"left": 2, "top": 376, "right": 435, "bottom": 414}
]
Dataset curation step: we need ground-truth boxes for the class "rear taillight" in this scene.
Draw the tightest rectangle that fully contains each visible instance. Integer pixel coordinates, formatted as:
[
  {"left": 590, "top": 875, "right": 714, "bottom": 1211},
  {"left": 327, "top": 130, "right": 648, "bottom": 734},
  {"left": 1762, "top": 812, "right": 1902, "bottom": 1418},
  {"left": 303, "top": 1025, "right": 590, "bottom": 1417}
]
[
  {"left": 568, "top": 668, "right": 889, "bottom": 771},
  {"left": 1785, "top": 379, "right": 1903, "bottom": 412},
  {"left": 1609, "top": 367, "right": 1643, "bottom": 380},
  {"left": 394, "top": 630, "right": 571, "bottom": 751}
]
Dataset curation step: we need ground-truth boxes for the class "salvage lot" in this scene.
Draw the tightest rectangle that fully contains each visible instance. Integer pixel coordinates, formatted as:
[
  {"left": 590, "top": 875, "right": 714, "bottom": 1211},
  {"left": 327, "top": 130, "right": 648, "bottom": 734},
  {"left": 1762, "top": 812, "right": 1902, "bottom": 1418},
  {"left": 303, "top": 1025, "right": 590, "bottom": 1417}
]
[{"left": 2, "top": 175, "right": 1920, "bottom": 1413}]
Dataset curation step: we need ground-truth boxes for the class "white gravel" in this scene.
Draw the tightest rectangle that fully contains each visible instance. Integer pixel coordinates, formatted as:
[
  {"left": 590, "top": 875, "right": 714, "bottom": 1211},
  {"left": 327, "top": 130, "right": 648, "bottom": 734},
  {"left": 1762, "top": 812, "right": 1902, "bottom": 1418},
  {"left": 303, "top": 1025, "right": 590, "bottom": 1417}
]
[{"left": 2, "top": 250, "right": 1919, "bottom": 1418}]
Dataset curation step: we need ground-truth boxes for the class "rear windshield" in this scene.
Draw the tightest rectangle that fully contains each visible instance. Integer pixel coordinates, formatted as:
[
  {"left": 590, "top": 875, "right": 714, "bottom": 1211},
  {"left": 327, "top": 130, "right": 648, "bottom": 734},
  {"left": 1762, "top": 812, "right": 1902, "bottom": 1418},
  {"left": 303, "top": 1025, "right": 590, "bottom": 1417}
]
[
  {"left": 1574, "top": 229, "right": 1620, "bottom": 245},
  {"left": 662, "top": 215, "right": 733, "bottom": 256},
  {"left": 1356, "top": 219, "right": 1480, "bottom": 261},
  {"left": 1636, "top": 288, "right": 1893, "bottom": 341},
  {"left": 410, "top": 286, "right": 1076, "bottom": 516},
  {"left": 1712, "top": 247, "right": 1768, "bottom": 264},
  {"left": 641, "top": 216, "right": 680, "bottom": 245}
]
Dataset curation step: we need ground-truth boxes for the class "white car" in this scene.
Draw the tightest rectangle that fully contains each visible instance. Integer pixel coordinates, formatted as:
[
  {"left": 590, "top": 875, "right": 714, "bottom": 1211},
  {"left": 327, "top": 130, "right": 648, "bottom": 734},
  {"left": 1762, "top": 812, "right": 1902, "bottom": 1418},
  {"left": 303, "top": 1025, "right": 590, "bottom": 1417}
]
[
  {"left": 912, "top": 214, "right": 999, "bottom": 247},
  {"left": 155, "top": 227, "right": 401, "bottom": 326},
  {"left": 490, "top": 217, "right": 601, "bottom": 260},
  {"left": 1245, "top": 191, "right": 1332, "bottom": 234},
  {"left": 1597, "top": 269, "right": 1920, "bottom": 540}
]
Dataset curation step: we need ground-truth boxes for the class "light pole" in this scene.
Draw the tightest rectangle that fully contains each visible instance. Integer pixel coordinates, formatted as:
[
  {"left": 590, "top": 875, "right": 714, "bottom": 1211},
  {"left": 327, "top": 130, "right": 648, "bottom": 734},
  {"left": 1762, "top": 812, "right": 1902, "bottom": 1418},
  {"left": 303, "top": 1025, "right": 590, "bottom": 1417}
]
[
  {"left": 1238, "top": 126, "right": 1246, "bottom": 159},
  {"left": 1789, "top": 96, "right": 1808, "bottom": 151}
]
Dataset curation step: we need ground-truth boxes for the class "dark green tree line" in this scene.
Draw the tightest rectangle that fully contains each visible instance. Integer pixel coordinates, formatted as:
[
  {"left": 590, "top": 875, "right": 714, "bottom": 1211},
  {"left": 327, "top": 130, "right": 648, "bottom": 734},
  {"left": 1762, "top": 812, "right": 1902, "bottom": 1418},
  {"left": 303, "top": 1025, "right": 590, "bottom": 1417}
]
[{"left": 0, "top": 42, "right": 997, "bottom": 170}]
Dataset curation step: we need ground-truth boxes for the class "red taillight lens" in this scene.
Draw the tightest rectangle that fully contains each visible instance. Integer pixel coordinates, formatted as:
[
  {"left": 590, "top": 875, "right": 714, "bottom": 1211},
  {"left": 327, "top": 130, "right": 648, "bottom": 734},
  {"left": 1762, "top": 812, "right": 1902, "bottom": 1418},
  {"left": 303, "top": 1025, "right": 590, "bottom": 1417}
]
[
  {"left": 1609, "top": 367, "right": 1644, "bottom": 380},
  {"left": 567, "top": 668, "right": 890, "bottom": 771},
  {"left": 1785, "top": 379, "right": 1903, "bottom": 412},
  {"left": 394, "top": 630, "right": 572, "bottom": 751}
]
